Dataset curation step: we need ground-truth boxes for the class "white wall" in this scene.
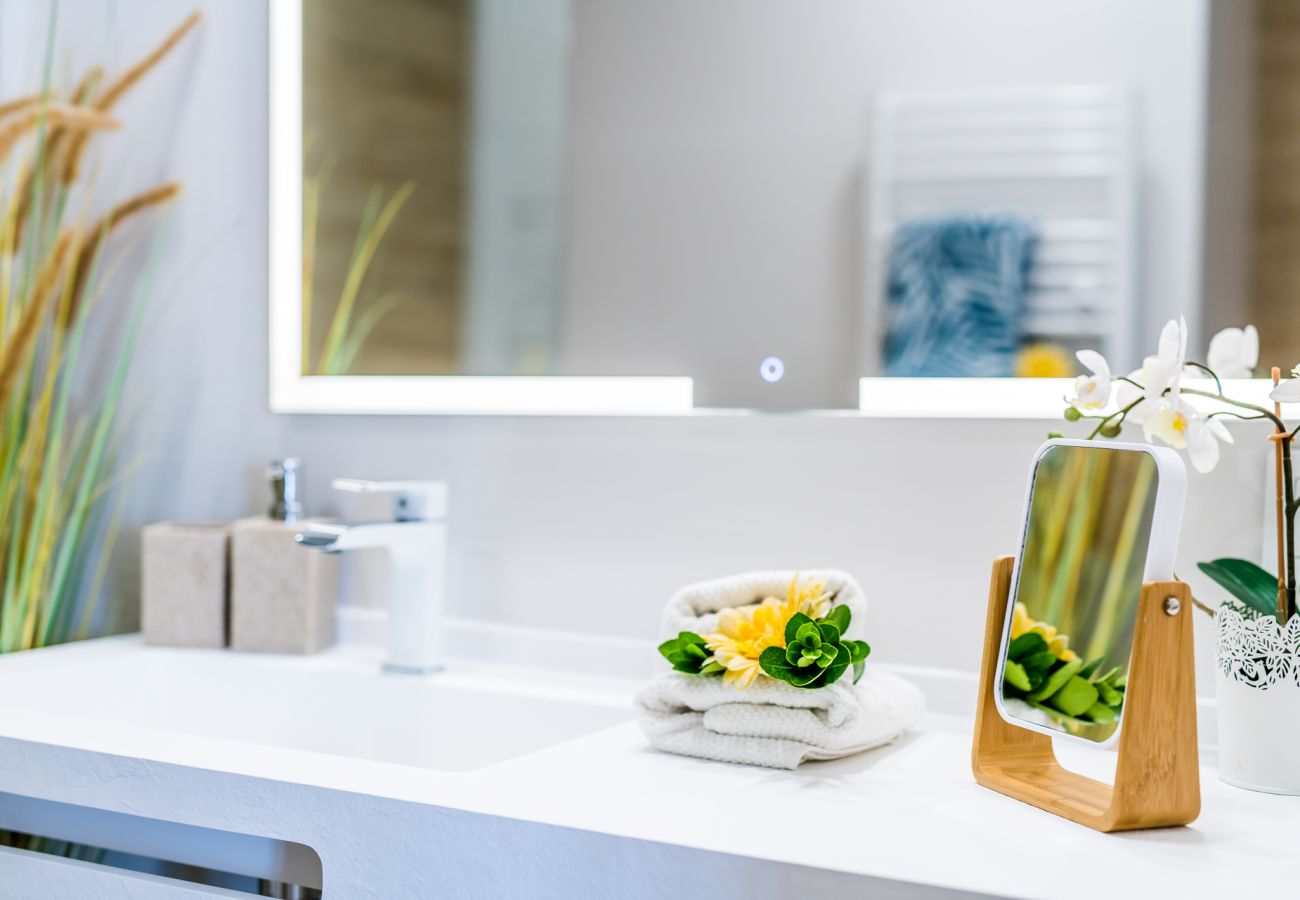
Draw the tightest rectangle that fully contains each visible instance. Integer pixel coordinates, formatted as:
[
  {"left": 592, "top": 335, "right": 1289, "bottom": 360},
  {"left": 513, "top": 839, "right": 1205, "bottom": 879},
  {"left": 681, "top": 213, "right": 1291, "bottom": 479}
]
[
  {"left": 563, "top": 0, "right": 1213, "bottom": 406},
  {"left": 0, "top": 0, "right": 1252, "bottom": 697}
]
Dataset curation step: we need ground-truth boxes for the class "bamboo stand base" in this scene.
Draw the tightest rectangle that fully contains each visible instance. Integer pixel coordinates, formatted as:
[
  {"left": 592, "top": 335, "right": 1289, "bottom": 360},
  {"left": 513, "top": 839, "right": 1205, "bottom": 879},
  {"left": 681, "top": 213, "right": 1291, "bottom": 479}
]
[{"left": 971, "top": 556, "right": 1200, "bottom": 832}]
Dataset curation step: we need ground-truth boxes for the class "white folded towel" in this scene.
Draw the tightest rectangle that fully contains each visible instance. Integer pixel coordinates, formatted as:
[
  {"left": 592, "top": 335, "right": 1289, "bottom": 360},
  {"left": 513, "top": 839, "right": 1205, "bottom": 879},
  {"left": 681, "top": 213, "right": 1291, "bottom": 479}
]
[
  {"left": 636, "top": 669, "right": 925, "bottom": 769},
  {"left": 636, "top": 569, "right": 925, "bottom": 769}
]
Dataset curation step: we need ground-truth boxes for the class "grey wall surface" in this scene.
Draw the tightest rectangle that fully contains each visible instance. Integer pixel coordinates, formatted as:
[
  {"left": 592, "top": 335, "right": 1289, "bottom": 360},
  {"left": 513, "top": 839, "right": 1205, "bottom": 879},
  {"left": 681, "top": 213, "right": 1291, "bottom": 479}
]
[{"left": 0, "top": 0, "right": 1258, "bottom": 692}]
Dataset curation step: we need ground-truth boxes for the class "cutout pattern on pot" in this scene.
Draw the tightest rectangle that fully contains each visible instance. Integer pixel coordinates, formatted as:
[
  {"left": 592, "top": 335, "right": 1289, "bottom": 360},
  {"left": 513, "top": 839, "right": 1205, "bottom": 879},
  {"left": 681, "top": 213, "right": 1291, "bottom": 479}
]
[{"left": 1217, "top": 607, "right": 1300, "bottom": 689}]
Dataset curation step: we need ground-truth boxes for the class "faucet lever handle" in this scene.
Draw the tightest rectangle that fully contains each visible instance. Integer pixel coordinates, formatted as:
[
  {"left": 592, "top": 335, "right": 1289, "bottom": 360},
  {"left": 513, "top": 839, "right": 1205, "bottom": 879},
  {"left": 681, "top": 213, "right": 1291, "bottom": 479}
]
[{"left": 331, "top": 479, "right": 449, "bottom": 522}]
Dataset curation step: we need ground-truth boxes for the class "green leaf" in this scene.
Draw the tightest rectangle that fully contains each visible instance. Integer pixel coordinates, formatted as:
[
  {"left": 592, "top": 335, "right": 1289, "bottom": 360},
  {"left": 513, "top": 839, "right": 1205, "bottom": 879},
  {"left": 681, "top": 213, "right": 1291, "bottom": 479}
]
[
  {"left": 785, "top": 612, "right": 813, "bottom": 645},
  {"left": 821, "top": 656, "right": 850, "bottom": 687},
  {"left": 824, "top": 605, "right": 851, "bottom": 635},
  {"left": 817, "top": 621, "right": 842, "bottom": 644},
  {"left": 849, "top": 640, "right": 871, "bottom": 683},
  {"left": 795, "top": 622, "right": 821, "bottom": 647},
  {"left": 1003, "top": 659, "right": 1032, "bottom": 692},
  {"left": 760, "top": 646, "right": 798, "bottom": 682},
  {"left": 1077, "top": 658, "right": 1103, "bottom": 680},
  {"left": 1096, "top": 680, "right": 1123, "bottom": 707},
  {"left": 657, "top": 638, "right": 684, "bottom": 663},
  {"left": 1083, "top": 701, "right": 1118, "bottom": 724},
  {"left": 1045, "top": 676, "right": 1099, "bottom": 718},
  {"left": 1027, "top": 657, "right": 1083, "bottom": 702},
  {"left": 1197, "top": 558, "right": 1281, "bottom": 618},
  {"left": 1020, "top": 651, "right": 1057, "bottom": 680},
  {"left": 788, "top": 666, "right": 825, "bottom": 688},
  {"left": 658, "top": 632, "right": 715, "bottom": 675},
  {"left": 1008, "top": 632, "right": 1048, "bottom": 661},
  {"left": 1095, "top": 666, "right": 1121, "bottom": 685}
]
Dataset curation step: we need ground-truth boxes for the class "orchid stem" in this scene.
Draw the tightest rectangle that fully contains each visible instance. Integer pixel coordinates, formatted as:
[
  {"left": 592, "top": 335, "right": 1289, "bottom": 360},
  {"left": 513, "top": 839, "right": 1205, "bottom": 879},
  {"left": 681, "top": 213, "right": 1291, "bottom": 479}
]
[
  {"left": 1207, "top": 411, "right": 1270, "bottom": 422},
  {"left": 1184, "top": 361, "right": 1223, "bottom": 394},
  {"left": 1086, "top": 399, "right": 1142, "bottom": 440},
  {"left": 1284, "top": 440, "right": 1297, "bottom": 622},
  {"left": 1179, "top": 386, "right": 1287, "bottom": 431}
]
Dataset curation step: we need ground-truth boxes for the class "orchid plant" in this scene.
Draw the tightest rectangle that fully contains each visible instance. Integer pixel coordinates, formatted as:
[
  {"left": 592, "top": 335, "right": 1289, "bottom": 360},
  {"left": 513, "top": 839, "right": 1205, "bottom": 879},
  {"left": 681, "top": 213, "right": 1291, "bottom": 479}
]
[{"left": 1063, "top": 319, "right": 1299, "bottom": 624}]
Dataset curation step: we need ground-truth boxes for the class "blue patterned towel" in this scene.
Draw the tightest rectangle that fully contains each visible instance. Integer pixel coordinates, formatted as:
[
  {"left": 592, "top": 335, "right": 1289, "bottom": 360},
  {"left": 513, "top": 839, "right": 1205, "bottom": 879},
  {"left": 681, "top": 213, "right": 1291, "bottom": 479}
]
[{"left": 883, "top": 215, "right": 1037, "bottom": 377}]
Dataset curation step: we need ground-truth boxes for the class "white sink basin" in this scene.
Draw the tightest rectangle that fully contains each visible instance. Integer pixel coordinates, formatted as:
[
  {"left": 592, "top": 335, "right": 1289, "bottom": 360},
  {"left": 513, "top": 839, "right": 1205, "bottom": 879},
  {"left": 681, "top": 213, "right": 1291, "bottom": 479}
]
[{"left": 5, "top": 639, "right": 633, "bottom": 771}]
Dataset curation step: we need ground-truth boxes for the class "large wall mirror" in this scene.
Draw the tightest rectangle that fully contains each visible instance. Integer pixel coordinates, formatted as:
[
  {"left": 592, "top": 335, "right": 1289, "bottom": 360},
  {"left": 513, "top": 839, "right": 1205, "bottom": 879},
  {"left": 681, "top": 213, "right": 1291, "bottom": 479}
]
[{"left": 270, "top": 0, "right": 1292, "bottom": 415}]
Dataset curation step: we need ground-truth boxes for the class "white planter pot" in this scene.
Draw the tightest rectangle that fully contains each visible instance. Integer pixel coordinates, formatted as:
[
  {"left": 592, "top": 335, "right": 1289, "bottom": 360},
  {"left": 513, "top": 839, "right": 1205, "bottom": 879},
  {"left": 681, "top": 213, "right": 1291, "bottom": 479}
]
[{"left": 1215, "top": 607, "right": 1300, "bottom": 794}]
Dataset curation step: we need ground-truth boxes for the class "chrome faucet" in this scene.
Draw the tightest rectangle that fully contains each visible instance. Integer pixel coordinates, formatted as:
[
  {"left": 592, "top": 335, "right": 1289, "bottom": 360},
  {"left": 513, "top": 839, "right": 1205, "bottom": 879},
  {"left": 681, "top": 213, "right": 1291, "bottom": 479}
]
[{"left": 296, "top": 479, "right": 449, "bottom": 675}]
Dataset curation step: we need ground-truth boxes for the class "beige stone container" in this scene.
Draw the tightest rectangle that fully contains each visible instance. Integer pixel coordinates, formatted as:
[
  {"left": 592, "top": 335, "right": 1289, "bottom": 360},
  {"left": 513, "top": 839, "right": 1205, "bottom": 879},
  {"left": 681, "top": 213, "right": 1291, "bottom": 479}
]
[
  {"left": 229, "top": 517, "right": 339, "bottom": 654},
  {"left": 141, "top": 523, "right": 230, "bottom": 648}
]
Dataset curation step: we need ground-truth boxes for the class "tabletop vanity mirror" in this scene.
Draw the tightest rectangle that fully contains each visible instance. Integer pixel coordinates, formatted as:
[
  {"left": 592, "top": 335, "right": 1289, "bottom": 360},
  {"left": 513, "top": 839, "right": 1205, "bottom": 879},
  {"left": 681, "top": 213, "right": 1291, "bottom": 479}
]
[{"left": 269, "top": 0, "right": 1294, "bottom": 416}]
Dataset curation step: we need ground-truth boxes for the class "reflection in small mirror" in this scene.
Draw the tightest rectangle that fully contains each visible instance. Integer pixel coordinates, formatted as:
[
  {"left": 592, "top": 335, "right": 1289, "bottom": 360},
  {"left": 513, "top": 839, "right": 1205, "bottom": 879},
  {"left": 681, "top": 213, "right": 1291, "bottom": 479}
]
[{"left": 295, "top": 1, "right": 1293, "bottom": 410}]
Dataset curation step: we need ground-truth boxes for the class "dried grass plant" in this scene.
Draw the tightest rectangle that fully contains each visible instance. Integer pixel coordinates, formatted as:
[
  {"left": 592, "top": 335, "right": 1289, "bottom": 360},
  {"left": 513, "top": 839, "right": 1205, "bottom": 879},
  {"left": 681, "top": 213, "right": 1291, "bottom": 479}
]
[{"left": 0, "top": 9, "right": 199, "bottom": 653}]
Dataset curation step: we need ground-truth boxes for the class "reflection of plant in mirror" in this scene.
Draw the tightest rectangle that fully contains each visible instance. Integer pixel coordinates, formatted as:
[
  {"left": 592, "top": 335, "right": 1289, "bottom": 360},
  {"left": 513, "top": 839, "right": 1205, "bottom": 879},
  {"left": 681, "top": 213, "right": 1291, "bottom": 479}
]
[
  {"left": 1065, "top": 319, "right": 1300, "bottom": 625},
  {"left": 1002, "top": 603, "right": 1125, "bottom": 729},
  {"left": 302, "top": 157, "right": 414, "bottom": 375},
  {"left": 0, "top": 11, "right": 196, "bottom": 653}
]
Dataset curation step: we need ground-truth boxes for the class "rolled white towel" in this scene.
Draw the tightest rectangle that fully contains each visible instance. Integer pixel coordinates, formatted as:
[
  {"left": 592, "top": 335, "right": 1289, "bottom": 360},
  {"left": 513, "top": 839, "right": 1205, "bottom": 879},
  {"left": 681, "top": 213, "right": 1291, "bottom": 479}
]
[
  {"left": 660, "top": 569, "right": 867, "bottom": 643},
  {"left": 637, "top": 569, "right": 925, "bottom": 769}
]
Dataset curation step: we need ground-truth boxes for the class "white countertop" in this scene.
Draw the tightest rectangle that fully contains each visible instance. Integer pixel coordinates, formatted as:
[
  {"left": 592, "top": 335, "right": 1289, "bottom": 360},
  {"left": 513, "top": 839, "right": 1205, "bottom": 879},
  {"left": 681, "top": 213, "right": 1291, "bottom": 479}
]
[{"left": 0, "top": 634, "right": 1294, "bottom": 899}]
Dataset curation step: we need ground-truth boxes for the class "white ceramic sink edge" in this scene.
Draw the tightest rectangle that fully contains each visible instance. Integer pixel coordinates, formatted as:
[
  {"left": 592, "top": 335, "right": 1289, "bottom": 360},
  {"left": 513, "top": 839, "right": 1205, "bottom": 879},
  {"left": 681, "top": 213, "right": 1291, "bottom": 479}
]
[{"left": 0, "top": 633, "right": 638, "bottom": 774}]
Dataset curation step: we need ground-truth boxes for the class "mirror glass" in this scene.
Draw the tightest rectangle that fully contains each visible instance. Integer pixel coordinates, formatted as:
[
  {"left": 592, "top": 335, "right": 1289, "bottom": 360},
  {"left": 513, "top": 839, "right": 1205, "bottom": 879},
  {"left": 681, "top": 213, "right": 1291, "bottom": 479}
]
[
  {"left": 1001, "top": 444, "right": 1159, "bottom": 744},
  {"left": 281, "top": 0, "right": 1294, "bottom": 411}
]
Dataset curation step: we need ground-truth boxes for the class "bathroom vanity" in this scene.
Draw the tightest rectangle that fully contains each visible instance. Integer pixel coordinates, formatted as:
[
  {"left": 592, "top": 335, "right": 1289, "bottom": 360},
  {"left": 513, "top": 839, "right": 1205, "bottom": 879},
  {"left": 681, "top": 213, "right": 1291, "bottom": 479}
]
[
  {"left": 5, "top": 1, "right": 1300, "bottom": 897},
  {"left": 0, "top": 625, "right": 1293, "bottom": 899}
]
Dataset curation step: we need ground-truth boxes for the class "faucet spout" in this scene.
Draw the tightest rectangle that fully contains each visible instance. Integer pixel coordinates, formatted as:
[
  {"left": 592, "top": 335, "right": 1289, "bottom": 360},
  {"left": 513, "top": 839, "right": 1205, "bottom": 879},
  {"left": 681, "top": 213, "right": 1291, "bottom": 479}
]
[
  {"left": 295, "top": 480, "right": 449, "bottom": 675},
  {"left": 294, "top": 523, "right": 348, "bottom": 551},
  {"left": 295, "top": 521, "right": 432, "bottom": 553}
]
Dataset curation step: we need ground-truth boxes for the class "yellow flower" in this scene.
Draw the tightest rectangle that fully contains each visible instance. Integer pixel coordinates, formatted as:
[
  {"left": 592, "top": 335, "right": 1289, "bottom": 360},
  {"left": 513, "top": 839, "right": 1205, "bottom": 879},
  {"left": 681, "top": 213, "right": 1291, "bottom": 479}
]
[
  {"left": 702, "top": 574, "right": 836, "bottom": 688},
  {"left": 1016, "top": 343, "right": 1073, "bottom": 378},
  {"left": 784, "top": 573, "right": 833, "bottom": 620},
  {"left": 1009, "top": 602, "right": 1079, "bottom": 663},
  {"left": 1010, "top": 602, "right": 1036, "bottom": 640},
  {"left": 704, "top": 599, "right": 786, "bottom": 687}
]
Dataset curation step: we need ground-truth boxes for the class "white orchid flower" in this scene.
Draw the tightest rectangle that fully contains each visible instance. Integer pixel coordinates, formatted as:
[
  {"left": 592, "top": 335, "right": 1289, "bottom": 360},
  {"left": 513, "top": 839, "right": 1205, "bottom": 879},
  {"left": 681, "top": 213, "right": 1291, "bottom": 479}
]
[
  {"left": 1114, "top": 361, "right": 1153, "bottom": 423},
  {"left": 1113, "top": 318, "right": 1187, "bottom": 423},
  {"left": 1143, "top": 397, "right": 1233, "bottom": 473},
  {"left": 1186, "top": 414, "right": 1234, "bottom": 473},
  {"left": 1143, "top": 400, "right": 1189, "bottom": 449},
  {"left": 1207, "top": 325, "right": 1258, "bottom": 378},
  {"left": 1272, "top": 364, "right": 1300, "bottom": 403},
  {"left": 1071, "top": 350, "right": 1111, "bottom": 409},
  {"left": 1144, "top": 317, "right": 1188, "bottom": 408}
]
